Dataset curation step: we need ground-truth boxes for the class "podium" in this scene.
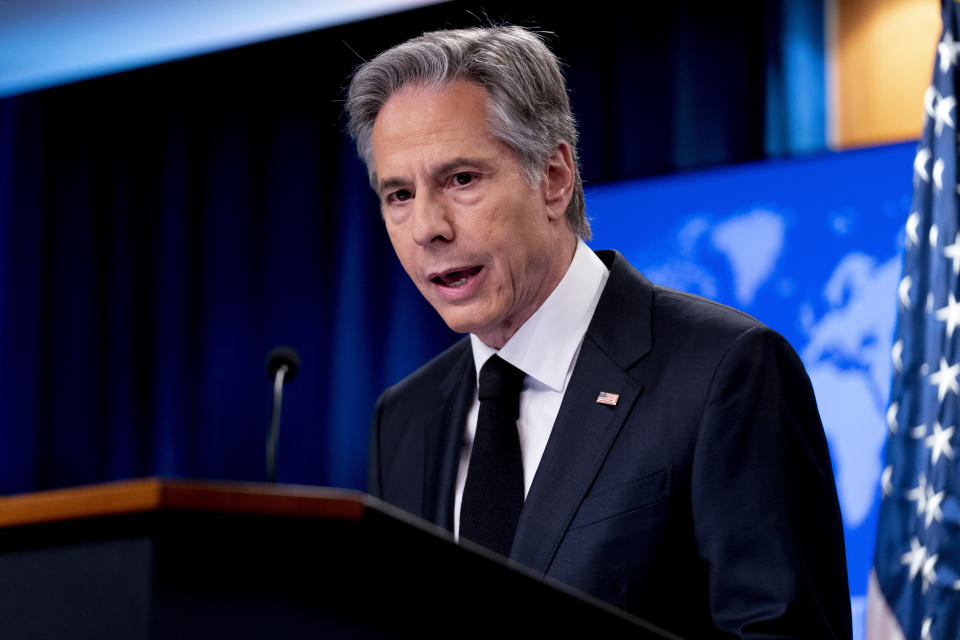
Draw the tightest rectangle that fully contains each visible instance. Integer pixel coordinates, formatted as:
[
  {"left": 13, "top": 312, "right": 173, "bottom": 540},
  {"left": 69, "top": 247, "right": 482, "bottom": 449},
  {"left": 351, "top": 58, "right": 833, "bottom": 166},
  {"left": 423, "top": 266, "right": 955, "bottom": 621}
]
[{"left": 0, "top": 479, "right": 679, "bottom": 638}]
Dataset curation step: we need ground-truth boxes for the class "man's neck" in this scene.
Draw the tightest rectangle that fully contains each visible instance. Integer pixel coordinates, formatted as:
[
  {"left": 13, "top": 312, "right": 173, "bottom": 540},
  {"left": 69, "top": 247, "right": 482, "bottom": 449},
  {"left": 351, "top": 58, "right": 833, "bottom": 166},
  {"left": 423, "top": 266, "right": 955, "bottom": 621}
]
[
  {"left": 474, "top": 234, "right": 578, "bottom": 349},
  {"left": 469, "top": 238, "right": 611, "bottom": 392}
]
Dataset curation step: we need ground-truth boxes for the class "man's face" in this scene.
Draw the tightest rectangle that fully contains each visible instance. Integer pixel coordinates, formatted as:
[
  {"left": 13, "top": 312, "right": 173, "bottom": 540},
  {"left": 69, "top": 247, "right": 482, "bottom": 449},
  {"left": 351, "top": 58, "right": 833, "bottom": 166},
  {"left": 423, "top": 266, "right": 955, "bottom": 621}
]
[{"left": 371, "top": 81, "right": 574, "bottom": 348}]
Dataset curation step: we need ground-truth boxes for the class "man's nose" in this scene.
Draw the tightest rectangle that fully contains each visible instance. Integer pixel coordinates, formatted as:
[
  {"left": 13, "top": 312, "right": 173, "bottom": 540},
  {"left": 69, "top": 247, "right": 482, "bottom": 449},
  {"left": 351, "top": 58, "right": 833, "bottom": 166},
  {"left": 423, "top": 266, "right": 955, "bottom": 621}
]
[{"left": 412, "top": 191, "right": 454, "bottom": 246}]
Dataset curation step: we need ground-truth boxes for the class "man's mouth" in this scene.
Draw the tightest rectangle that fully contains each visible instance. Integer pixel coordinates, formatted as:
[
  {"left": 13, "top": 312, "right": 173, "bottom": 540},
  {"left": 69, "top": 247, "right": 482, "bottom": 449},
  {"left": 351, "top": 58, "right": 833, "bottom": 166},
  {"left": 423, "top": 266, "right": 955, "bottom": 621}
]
[{"left": 432, "top": 266, "right": 483, "bottom": 288}]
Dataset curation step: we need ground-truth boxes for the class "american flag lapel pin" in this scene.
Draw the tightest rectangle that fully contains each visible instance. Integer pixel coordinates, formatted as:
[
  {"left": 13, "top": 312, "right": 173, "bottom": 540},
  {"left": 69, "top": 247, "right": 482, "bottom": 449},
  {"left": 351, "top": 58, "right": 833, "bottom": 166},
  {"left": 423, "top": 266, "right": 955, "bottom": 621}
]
[{"left": 596, "top": 391, "right": 619, "bottom": 406}]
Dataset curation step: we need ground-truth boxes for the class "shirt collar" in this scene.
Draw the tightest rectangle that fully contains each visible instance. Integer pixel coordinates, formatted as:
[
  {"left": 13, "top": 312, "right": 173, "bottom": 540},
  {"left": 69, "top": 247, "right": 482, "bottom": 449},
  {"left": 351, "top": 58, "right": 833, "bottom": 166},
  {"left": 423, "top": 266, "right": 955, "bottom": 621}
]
[{"left": 470, "top": 239, "right": 609, "bottom": 392}]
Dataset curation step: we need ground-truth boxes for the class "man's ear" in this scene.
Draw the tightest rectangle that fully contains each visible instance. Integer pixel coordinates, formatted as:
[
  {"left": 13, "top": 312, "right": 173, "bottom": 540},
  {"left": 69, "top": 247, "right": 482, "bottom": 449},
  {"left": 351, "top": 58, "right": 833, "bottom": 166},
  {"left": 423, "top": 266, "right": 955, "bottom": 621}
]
[{"left": 542, "top": 141, "right": 575, "bottom": 221}]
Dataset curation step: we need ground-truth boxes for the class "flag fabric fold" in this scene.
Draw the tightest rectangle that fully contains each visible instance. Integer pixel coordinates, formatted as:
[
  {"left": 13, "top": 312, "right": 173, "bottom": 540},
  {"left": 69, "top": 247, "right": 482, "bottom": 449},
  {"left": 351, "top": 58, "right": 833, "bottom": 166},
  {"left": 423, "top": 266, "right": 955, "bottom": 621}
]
[{"left": 871, "top": 2, "right": 960, "bottom": 638}]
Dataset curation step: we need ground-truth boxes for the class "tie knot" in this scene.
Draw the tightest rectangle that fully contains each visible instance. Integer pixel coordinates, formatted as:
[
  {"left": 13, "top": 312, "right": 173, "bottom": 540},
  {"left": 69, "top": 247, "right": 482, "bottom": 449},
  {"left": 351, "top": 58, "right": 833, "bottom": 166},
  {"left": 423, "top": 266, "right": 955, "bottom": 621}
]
[{"left": 478, "top": 355, "right": 525, "bottom": 405}]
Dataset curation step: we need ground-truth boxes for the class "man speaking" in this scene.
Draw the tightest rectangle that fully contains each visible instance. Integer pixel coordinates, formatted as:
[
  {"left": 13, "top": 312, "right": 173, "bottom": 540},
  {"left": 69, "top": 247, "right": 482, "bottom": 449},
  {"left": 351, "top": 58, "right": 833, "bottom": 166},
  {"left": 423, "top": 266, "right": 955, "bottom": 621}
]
[{"left": 346, "top": 25, "right": 851, "bottom": 638}]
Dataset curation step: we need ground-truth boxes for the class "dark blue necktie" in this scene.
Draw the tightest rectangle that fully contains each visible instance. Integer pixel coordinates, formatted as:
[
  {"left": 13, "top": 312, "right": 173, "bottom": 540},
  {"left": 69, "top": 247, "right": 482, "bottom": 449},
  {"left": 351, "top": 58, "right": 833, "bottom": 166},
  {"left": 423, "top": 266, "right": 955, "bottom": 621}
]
[{"left": 460, "top": 355, "right": 526, "bottom": 556}]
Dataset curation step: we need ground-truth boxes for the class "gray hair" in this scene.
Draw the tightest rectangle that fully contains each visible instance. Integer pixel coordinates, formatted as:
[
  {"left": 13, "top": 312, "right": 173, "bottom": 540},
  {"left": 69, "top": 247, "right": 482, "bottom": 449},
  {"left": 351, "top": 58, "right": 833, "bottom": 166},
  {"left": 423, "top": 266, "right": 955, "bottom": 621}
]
[{"left": 345, "top": 25, "right": 589, "bottom": 240}]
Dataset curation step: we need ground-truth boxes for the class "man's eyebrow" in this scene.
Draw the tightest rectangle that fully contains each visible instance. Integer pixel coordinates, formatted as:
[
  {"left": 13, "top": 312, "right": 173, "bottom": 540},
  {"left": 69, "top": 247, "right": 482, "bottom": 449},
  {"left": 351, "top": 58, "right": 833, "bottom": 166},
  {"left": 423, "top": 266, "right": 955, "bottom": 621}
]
[
  {"left": 434, "top": 157, "right": 495, "bottom": 176},
  {"left": 377, "top": 157, "right": 496, "bottom": 196},
  {"left": 377, "top": 177, "right": 408, "bottom": 196}
]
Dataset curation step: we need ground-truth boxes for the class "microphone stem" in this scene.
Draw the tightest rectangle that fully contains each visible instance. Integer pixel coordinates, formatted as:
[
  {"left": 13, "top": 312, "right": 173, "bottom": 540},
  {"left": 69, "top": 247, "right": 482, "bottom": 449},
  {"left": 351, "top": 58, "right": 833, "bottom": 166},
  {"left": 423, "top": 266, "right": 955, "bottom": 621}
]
[{"left": 266, "top": 364, "right": 288, "bottom": 483}]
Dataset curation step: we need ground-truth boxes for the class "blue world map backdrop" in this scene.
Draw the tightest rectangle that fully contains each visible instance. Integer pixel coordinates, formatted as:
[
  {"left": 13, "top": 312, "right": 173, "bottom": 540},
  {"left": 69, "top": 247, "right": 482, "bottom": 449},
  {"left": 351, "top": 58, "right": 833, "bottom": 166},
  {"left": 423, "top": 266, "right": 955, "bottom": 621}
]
[{"left": 586, "top": 141, "right": 914, "bottom": 631}]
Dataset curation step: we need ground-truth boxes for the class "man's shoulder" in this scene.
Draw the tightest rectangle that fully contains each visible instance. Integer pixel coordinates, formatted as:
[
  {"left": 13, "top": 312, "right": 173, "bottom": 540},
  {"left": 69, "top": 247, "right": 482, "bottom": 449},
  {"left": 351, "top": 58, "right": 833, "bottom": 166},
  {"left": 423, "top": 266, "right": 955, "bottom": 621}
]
[
  {"left": 649, "top": 283, "right": 799, "bottom": 371},
  {"left": 602, "top": 249, "right": 767, "bottom": 336},
  {"left": 379, "top": 336, "right": 472, "bottom": 407},
  {"left": 651, "top": 283, "right": 764, "bottom": 334},
  {"left": 596, "top": 249, "right": 793, "bottom": 369}
]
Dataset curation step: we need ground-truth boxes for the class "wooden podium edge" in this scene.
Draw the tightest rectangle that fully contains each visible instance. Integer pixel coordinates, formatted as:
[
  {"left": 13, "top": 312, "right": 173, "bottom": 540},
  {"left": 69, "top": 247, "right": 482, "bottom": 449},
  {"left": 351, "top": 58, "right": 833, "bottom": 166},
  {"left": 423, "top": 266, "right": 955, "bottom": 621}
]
[
  {"left": 0, "top": 480, "right": 683, "bottom": 639},
  {"left": 0, "top": 478, "right": 366, "bottom": 528}
]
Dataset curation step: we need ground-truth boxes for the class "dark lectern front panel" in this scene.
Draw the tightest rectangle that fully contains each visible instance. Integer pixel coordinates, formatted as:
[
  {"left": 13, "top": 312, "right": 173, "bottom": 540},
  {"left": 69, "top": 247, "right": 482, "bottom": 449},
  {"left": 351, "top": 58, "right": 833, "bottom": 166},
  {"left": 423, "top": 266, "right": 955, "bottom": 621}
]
[{"left": 0, "top": 481, "right": 680, "bottom": 639}]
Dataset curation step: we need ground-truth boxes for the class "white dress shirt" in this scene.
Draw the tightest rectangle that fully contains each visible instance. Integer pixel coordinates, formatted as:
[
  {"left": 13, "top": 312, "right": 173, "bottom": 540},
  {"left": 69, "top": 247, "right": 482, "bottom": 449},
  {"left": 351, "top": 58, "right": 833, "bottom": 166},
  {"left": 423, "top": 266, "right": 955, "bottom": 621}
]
[{"left": 453, "top": 239, "right": 610, "bottom": 539}]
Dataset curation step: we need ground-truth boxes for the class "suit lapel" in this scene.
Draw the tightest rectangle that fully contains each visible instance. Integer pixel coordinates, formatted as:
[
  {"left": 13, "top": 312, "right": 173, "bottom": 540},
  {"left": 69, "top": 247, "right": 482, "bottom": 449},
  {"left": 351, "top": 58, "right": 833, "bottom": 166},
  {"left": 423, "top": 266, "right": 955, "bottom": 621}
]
[
  {"left": 421, "top": 344, "right": 475, "bottom": 530},
  {"left": 510, "top": 251, "right": 655, "bottom": 573}
]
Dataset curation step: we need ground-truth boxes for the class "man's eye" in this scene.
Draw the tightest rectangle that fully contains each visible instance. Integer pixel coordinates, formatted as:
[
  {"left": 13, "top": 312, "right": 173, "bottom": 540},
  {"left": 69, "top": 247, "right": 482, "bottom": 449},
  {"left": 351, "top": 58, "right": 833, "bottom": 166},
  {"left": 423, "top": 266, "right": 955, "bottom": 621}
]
[
  {"left": 453, "top": 172, "right": 474, "bottom": 186},
  {"left": 389, "top": 189, "right": 412, "bottom": 203}
]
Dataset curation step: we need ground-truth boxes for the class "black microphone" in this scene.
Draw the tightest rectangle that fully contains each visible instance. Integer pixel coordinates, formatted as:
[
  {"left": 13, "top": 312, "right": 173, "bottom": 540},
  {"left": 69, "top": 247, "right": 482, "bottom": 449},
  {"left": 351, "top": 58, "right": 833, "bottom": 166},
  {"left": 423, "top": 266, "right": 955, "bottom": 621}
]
[{"left": 265, "top": 346, "right": 300, "bottom": 483}]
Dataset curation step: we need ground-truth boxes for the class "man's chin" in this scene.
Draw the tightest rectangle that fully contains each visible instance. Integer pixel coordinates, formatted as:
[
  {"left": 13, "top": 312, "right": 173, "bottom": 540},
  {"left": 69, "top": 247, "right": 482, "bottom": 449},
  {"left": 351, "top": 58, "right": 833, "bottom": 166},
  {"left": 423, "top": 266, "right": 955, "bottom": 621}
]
[
  {"left": 437, "top": 315, "right": 480, "bottom": 336},
  {"left": 433, "top": 307, "right": 490, "bottom": 337}
]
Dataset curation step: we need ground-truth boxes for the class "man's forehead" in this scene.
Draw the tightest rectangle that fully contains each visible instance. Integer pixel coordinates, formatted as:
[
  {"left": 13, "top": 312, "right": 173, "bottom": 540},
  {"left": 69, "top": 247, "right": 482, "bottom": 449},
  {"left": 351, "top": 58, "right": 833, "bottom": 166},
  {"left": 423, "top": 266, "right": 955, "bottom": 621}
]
[{"left": 370, "top": 81, "right": 510, "bottom": 181}]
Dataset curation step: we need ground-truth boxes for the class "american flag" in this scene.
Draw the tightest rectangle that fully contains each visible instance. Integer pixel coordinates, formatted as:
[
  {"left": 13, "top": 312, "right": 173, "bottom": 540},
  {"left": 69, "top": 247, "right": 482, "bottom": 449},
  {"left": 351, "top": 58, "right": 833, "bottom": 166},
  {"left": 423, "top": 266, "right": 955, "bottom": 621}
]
[
  {"left": 595, "top": 391, "right": 620, "bottom": 406},
  {"left": 869, "top": 2, "right": 960, "bottom": 639}
]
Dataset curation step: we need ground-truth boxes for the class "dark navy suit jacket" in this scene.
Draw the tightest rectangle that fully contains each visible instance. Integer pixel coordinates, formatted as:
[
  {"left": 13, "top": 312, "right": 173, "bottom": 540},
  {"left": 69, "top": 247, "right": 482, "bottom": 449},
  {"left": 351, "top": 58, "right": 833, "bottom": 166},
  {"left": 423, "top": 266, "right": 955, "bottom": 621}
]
[{"left": 368, "top": 250, "right": 852, "bottom": 638}]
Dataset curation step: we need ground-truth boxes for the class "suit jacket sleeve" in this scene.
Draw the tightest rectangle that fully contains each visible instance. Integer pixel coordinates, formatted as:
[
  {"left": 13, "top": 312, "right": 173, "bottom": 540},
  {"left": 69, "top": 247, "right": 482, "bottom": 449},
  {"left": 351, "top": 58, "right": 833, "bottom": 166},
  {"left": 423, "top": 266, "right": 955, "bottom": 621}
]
[
  {"left": 367, "top": 389, "right": 388, "bottom": 499},
  {"left": 690, "top": 325, "right": 851, "bottom": 638}
]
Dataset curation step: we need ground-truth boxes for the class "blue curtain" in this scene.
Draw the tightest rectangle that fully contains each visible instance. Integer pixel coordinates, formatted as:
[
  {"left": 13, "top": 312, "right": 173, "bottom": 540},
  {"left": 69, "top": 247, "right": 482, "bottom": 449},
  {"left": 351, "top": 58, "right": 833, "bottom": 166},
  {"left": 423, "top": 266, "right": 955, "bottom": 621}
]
[
  {"left": 764, "top": 0, "right": 827, "bottom": 156},
  {"left": 0, "top": 0, "right": 825, "bottom": 495}
]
